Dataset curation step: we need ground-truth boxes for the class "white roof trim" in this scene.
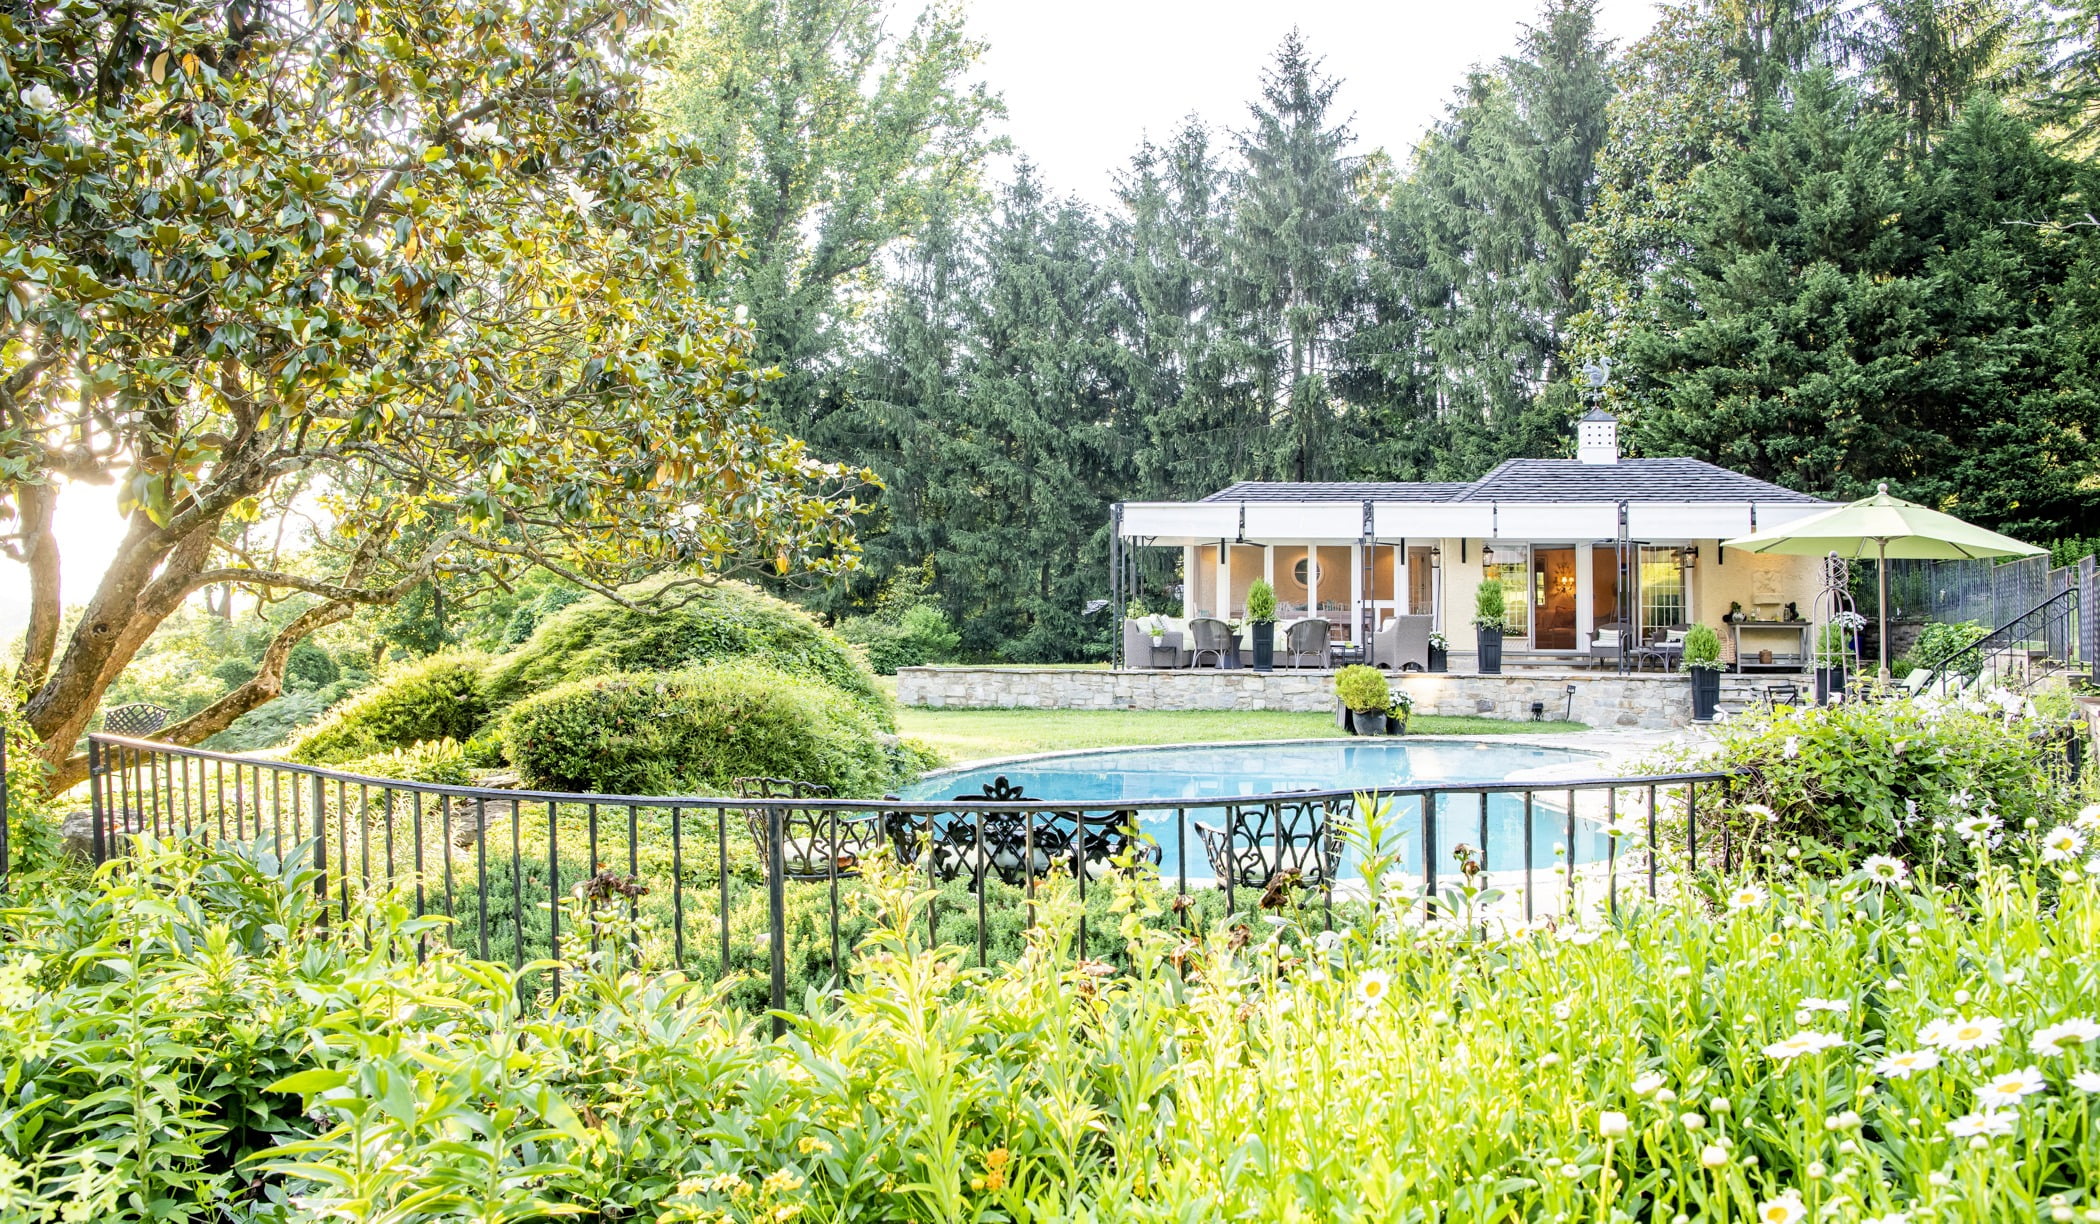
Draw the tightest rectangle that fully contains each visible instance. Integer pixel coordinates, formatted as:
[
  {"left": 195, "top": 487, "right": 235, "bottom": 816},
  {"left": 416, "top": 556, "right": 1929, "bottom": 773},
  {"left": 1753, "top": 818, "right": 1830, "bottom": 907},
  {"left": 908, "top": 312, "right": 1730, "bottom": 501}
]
[{"left": 1126, "top": 497, "right": 1842, "bottom": 543}]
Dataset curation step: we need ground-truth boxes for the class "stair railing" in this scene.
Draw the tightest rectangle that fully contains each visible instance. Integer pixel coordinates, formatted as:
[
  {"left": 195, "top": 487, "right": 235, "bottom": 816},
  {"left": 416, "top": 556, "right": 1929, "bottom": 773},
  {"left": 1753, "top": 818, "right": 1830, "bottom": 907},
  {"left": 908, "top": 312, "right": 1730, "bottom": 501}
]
[{"left": 1921, "top": 587, "right": 2080, "bottom": 693}]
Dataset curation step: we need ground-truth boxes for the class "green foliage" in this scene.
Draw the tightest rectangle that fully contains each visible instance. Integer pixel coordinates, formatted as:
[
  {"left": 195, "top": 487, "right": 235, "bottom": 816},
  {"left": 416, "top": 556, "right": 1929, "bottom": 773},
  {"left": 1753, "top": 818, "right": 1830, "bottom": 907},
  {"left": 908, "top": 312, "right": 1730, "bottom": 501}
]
[
  {"left": 287, "top": 653, "right": 492, "bottom": 765},
  {"left": 502, "top": 662, "right": 898, "bottom": 797},
  {"left": 1661, "top": 693, "right": 2081, "bottom": 873},
  {"left": 483, "top": 580, "right": 891, "bottom": 727},
  {"left": 335, "top": 739, "right": 473, "bottom": 787},
  {"left": 2, "top": 692, "right": 57, "bottom": 876},
  {"left": 1895, "top": 619, "right": 1991, "bottom": 678},
  {"left": 1682, "top": 622, "right": 1724, "bottom": 669},
  {"left": 1245, "top": 579, "right": 1278, "bottom": 623},
  {"left": 1473, "top": 578, "right": 1509, "bottom": 631},
  {"left": 838, "top": 604, "right": 964, "bottom": 675},
  {"left": 1814, "top": 621, "right": 1852, "bottom": 668},
  {"left": 1333, "top": 664, "right": 1391, "bottom": 713}
]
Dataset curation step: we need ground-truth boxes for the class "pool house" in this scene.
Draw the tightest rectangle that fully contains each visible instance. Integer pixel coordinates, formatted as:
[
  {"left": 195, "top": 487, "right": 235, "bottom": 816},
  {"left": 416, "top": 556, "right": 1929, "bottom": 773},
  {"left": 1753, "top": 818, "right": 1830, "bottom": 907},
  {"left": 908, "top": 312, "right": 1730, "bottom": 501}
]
[{"left": 1110, "top": 412, "right": 1838, "bottom": 672}]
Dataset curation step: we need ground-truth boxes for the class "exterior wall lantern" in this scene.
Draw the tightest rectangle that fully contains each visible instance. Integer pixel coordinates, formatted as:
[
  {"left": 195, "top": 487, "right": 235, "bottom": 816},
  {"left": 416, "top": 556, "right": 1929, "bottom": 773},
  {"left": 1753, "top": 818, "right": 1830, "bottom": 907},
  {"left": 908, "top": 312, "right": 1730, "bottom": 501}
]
[{"left": 1481, "top": 543, "right": 1496, "bottom": 572}]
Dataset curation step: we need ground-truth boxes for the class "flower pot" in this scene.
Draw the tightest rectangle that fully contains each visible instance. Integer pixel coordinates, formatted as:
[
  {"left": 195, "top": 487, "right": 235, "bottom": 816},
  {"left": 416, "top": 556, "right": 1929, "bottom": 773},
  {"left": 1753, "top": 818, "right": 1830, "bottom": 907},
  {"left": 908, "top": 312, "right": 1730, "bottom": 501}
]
[
  {"left": 1690, "top": 668, "right": 1721, "bottom": 721},
  {"left": 1476, "top": 627, "right": 1504, "bottom": 675},
  {"left": 1815, "top": 666, "right": 1848, "bottom": 705},
  {"left": 1351, "top": 710, "right": 1387, "bottom": 736},
  {"left": 1251, "top": 621, "right": 1275, "bottom": 671},
  {"left": 1428, "top": 645, "right": 1448, "bottom": 673},
  {"left": 1388, "top": 712, "right": 1409, "bottom": 736}
]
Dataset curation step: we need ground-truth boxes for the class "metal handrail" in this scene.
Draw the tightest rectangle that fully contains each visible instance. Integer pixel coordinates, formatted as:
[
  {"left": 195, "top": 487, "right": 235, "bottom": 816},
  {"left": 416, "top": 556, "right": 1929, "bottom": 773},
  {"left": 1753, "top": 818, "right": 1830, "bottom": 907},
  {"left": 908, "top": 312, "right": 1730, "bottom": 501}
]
[{"left": 1922, "top": 587, "right": 2079, "bottom": 692}]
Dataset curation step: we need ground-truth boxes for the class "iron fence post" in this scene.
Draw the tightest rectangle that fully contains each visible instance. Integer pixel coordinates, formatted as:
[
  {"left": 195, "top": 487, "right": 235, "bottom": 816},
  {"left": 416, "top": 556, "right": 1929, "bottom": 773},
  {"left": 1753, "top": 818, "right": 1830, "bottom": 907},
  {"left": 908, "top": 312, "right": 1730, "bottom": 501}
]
[
  {"left": 88, "top": 737, "right": 107, "bottom": 866},
  {"left": 767, "top": 805, "right": 788, "bottom": 1036},
  {"left": 310, "top": 773, "right": 328, "bottom": 914}
]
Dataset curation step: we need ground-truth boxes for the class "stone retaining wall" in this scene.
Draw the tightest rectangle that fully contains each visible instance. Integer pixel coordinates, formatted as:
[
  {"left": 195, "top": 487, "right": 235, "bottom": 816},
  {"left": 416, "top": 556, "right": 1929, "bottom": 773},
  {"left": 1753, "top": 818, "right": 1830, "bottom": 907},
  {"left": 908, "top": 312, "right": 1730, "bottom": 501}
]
[{"left": 896, "top": 667, "right": 1709, "bottom": 730}]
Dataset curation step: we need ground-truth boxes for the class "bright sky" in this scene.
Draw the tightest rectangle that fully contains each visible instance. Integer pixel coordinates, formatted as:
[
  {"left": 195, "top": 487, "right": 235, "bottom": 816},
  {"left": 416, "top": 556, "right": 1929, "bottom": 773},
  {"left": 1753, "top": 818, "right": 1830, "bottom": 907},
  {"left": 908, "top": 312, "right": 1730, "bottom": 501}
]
[{"left": 0, "top": 0, "right": 1667, "bottom": 640}]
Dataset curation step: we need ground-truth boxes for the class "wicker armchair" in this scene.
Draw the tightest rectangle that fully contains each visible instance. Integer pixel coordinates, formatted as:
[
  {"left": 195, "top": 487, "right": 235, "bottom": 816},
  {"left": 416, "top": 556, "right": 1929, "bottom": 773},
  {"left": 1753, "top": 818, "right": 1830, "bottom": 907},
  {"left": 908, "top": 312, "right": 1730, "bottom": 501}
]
[
  {"left": 1284, "top": 618, "right": 1333, "bottom": 668},
  {"left": 1186, "top": 617, "right": 1235, "bottom": 668}
]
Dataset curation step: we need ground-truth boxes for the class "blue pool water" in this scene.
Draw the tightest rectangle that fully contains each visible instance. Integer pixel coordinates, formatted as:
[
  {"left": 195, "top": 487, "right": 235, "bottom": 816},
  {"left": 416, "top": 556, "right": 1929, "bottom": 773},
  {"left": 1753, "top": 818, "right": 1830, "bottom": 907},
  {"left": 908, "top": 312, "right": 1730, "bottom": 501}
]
[{"left": 897, "top": 739, "right": 1608, "bottom": 882}]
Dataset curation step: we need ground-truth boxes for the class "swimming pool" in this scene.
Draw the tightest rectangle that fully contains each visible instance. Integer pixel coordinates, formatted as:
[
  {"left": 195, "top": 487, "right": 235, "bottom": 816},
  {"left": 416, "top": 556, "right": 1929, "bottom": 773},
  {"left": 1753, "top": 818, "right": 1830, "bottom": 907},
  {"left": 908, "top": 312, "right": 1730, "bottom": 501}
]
[{"left": 897, "top": 739, "right": 1608, "bottom": 881}]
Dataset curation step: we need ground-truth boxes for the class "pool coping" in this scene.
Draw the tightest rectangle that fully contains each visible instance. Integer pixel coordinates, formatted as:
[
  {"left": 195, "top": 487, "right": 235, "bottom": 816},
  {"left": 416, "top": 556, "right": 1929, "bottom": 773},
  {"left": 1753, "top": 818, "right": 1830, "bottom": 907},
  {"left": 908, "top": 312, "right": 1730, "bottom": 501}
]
[{"left": 904, "top": 733, "right": 1617, "bottom": 795}]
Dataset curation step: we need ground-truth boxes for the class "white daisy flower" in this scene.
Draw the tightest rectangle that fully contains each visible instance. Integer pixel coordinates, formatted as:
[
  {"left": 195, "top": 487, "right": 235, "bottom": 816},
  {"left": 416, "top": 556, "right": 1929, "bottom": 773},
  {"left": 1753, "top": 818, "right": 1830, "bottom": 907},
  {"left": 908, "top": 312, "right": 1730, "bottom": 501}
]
[
  {"left": 2030, "top": 1018, "right": 2100, "bottom": 1056},
  {"left": 1945, "top": 1109, "right": 2017, "bottom": 1138},
  {"left": 1699, "top": 1143, "right": 1729, "bottom": 1168},
  {"left": 2071, "top": 1071, "right": 2100, "bottom": 1093},
  {"left": 1743, "top": 802, "right": 1776, "bottom": 822},
  {"left": 1873, "top": 1049, "right": 1941, "bottom": 1078},
  {"left": 1355, "top": 969, "right": 1393, "bottom": 1007},
  {"left": 1764, "top": 1030, "right": 1846, "bottom": 1061},
  {"left": 1862, "top": 854, "right": 1908, "bottom": 885},
  {"left": 1728, "top": 883, "right": 1768, "bottom": 911},
  {"left": 1754, "top": 1191, "right": 1806, "bottom": 1224},
  {"left": 1953, "top": 812, "right": 2000, "bottom": 841},
  {"left": 2076, "top": 803, "right": 2100, "bottom": 832},
  {"left": 1799, "top": 997, "right": 1849, "bottom": 1015},
  {"left": 1920, "top": 1015, "right": 2004, "bottom": 1053},
  {"left": 2040, "top": 825, "right": 2086, "bottom": 863},
  {"left": 1598, "top": 1110, "right": 1630, "bottom": 1138},
  {"left": 1975, "top": 1065, "right": 2047, "bottom": 1107}
]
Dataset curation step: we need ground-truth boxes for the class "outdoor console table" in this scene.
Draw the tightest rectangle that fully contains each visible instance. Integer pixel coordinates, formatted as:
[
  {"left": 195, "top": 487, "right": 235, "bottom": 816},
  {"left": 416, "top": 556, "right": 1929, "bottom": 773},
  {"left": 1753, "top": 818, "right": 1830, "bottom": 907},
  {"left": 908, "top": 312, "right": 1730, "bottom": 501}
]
[{"left": 1730, "top": 621, "right": 1811, "bottom": 673}]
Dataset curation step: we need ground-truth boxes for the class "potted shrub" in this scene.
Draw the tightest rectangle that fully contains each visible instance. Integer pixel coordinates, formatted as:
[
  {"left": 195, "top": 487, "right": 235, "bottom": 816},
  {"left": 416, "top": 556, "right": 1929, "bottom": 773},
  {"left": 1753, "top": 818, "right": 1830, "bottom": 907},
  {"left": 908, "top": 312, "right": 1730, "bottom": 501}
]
[
  {"left": 1683, "top": 623, "right": 1723, "bottom": 721},
  {"left": 1473, "top": 581, "right": 1508, "bottom": 675},
  {"left": 1247, "top": 579, "right": 1278, "bottom": 672},
  {"left": 1386, "top": 688, "right": 1413, "bottom": 735},
  {"left": 1427, "top": 631, "right": 1448, "bottom": 673},
  {"left": 1814, "top": 620, "right": 1850, "bottom": 704},
  {"left": 1335, "top": 664, "right": 1391, "bottom": 735}
]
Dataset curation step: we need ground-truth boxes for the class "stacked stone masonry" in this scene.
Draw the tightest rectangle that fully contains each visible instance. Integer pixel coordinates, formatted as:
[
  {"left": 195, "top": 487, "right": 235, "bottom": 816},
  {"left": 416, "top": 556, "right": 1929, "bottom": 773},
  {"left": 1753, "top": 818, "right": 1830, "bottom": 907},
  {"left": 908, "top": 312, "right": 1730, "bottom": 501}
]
[{"left": 891, "top": 667, "right": 1771, "bottom": 731}]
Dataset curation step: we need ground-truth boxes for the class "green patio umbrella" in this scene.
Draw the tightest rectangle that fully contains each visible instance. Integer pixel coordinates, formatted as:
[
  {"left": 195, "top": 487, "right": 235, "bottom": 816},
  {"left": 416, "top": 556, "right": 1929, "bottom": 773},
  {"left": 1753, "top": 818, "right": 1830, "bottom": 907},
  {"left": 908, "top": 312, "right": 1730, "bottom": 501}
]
[{"left": 1721, "top": 483, "right": 2045, "bottom": 675}]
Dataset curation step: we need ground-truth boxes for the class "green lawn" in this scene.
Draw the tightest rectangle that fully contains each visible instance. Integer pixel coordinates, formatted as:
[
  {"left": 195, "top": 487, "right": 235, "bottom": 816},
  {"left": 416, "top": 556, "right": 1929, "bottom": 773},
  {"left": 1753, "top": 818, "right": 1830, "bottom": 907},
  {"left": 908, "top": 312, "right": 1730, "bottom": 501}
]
[{"left": 895, "top": 706, "right": 1585, "bottom": 765}]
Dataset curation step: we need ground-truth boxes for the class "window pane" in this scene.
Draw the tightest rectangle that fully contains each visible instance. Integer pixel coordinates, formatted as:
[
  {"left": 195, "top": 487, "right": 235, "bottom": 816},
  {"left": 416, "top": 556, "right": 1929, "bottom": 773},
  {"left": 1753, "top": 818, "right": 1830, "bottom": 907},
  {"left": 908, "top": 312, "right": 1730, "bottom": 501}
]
[{"left": 1639, "top": 547, "right": 1686, "bottom": 632}]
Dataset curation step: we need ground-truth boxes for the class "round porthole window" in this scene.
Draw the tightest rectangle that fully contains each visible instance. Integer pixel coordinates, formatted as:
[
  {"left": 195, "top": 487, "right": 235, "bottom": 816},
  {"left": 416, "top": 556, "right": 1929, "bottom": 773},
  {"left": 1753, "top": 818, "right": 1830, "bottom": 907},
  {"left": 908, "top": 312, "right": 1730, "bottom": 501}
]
[{"left": 1293, "top": 557, "right": 1320, "bottom": 587}]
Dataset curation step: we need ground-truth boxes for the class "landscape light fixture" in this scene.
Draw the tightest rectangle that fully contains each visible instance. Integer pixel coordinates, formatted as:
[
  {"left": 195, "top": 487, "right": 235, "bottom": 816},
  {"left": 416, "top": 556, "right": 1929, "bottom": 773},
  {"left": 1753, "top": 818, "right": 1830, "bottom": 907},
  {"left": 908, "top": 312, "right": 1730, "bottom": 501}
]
[
  {"left": 1564, "top": 684, "right": 1577, "bottom": 722},
  {"left": 1529, "top": 700, "right": 1546, "bottom": 722}
]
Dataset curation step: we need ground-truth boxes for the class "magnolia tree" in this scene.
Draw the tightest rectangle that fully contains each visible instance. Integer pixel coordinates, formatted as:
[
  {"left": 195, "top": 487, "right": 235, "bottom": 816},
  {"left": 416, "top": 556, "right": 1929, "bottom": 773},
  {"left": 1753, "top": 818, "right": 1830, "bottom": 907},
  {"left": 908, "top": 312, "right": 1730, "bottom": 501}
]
[{"left": 1, "top": 0, "right": 872, "bottom": 790}]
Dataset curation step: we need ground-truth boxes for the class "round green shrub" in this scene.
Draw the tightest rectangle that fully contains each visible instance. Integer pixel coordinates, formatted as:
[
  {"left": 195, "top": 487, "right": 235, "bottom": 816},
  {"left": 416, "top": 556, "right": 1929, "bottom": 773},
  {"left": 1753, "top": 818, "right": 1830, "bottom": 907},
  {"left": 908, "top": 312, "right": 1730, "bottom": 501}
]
[
  {"left": 1472, "top": 578, "right": 1508, "bottom": 630},
  {"left": 482, "top": 579, "right": 891, "bottom": 728},
  {"left": 1682, "top": 623, "right": 1723, "bottom": 669},
  {"left": 837, "top": 604, "right": 963, "bottom": 675},
  {"left": 501, "top": 662, "right": 896, "bottom": 797},
  {"left": 1333, "top": 664, "right": 1391, "bottom": 713},
  {"left": 1246, "top": 579, "right": 1277, "bottom": 623},
  {"left": 287, "top": 652, "right": 492, "bottom": 765},
  {"left": 336, "top": 739, "right": 472, "bottom": 786}
]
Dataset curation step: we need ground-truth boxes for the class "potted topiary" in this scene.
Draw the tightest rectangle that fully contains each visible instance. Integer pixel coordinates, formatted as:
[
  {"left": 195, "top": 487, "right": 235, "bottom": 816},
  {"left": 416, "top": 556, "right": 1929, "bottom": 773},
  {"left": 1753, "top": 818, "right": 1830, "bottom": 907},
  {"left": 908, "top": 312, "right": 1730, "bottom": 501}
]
[
  {"left": 1473, "top": 581, "right": 1508, "bottom": 675},
  {"left": 1334, "top": 664, "right": 1391, "bottom": 735},
  {"left": 1814, "top": 621, "right": 1849, "bottom": 704},
  {"left": 1386, "top": 688, "right": 1413, "bottom": 735},
  {"left": 1427, "top": 631, "right": 1448, "bottom": 673},
  {"left": 1683, "top": 623, "right": 1723, "bottom": 721},
  {"left": 1247, "top": 579, "right": 1278, "bottom": 672}
]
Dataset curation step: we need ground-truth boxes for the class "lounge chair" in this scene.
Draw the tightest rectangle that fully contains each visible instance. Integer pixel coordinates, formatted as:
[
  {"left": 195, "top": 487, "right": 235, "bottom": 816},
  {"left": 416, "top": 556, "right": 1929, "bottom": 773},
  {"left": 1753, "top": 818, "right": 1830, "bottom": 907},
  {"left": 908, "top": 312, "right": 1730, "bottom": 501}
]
[
  {"left": 1371, "top": 615, "right": 1431, "bottom": 671},
  {"left": 1587, "top": 624, "right": 1630, "bottom": 669},
  {"left": 1186, "top": 617, "right": 1235, "bottom": 668},
  {"left": 1195, "top": 793, "right": 1347, "bottom": 890},
  {"left": 1284, "top": 618, "right": 1333, "bottom": 668}
]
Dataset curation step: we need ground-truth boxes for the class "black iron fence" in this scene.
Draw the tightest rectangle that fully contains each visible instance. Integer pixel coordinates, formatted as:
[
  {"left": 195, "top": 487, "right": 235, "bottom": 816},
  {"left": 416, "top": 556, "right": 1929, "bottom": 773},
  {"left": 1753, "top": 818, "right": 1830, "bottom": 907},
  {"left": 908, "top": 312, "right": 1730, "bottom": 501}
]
[
  {"left": 1921, "top": 587, "right": 2081, "bottom": 693},
  {"left": 62, "top": 735, "right": 1733, "bottom": 1017}
]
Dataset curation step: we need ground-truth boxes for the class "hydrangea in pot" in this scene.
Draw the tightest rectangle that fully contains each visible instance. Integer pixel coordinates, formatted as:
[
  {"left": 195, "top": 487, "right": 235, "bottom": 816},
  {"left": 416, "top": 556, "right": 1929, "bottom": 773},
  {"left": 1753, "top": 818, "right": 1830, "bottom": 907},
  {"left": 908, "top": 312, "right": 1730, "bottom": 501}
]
[
  {"left": 1246, "top": 579, "right": 1277, "bottom": 672},
  {"left": 1682, "top": 622, "right": 1723, "bottom": 721},
  {"left": 1427, "top": 631, "right": 1448, "bottom": 673},
  {"left": 1335, "top": 664, "right": 1391, "bottom": 735}
]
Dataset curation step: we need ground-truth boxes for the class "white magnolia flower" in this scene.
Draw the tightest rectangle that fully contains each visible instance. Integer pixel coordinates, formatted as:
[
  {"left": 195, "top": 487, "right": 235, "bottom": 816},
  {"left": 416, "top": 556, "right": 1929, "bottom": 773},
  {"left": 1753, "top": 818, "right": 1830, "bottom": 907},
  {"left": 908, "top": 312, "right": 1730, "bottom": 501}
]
[
  {"left": 1975, "top": 1066, "right": 2047, "bottom": 1108},
  {"left": 2030, "top": 1018, "right": 2100, "bottom": 1056},
  {"left": 1598, "top": 1110, "right": 1630, "bottom": 1138},
  {"left": 2071, "top": 1071, "right": 2100, "bottom": 1093},
  {"left": 2076, "top": 803, "right": 2100, "bottom": 833},
  {"left": 2041, "top": 825, "right": 2086, "bottom": 863},
  {"left": 20, "top": 82, "right": 60, "bottom": 113},
  {"left": 1755, "top": 1191, "right": 1807, "bottom": 1224},
  {"left": 1764, "top": 1030, "right": 1846, "bottom": 1061},
  {"left": 1946, "top": 1109, "right": 2017, "bottom": 1138},
  {"left": 1873, "top": 1049, "right": 1942, "bottom": 1078},
  {"left": 461, "top": 119, "right": 502, "bottom": 144},
  {"left": 1862, "top": 854, "right": 1909, "bottom": 885},
  {"left": 1920, "top": 1015, "right": 2005, "bottom": 1053},
  {"left": 1728, "top": 884, "right": 1769, "bottom": 912},
  {"left": 1355, "top": 970, "right": 1393, "bottom": 1007},
  {"left": 1799, "top": 997, "right": 1849, "bottom": 1015},
  {"left": 1631, "top": 1071, "right": 1666, "bottom": 1096}
]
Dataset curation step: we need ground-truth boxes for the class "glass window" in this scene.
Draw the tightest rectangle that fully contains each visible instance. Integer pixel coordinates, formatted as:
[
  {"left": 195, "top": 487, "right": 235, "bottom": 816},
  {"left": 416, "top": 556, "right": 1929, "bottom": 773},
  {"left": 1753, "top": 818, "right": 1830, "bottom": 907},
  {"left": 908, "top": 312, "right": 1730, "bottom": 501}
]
[
  {"left": 1485, "top": 545, "right": 1530, "bottom": 639},
  {"left": 1639, "top": 546, "right": 1687, "bottom": 633}
]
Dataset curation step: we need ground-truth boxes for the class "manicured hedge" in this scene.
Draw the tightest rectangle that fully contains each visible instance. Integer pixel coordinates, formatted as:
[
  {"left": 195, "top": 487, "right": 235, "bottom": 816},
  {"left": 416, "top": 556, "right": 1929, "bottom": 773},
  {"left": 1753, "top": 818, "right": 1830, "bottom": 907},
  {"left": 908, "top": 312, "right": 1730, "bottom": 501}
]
[
  {"left": 286, "top": 652, "right": 492, "bottom": 764},
  {"left": 501, "top": 661, "right": 896, "bottom": 797},
  {"left": 481, "top": 579, "right": 891, "bottom": 727}
]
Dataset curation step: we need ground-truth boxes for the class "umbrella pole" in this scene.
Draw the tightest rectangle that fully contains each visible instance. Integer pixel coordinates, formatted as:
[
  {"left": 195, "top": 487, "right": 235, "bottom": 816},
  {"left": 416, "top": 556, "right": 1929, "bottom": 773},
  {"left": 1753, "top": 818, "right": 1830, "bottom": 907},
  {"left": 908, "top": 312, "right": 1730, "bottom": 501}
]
[{"left": 1878, "top": 538, "right": 1890, "bottom": 681}]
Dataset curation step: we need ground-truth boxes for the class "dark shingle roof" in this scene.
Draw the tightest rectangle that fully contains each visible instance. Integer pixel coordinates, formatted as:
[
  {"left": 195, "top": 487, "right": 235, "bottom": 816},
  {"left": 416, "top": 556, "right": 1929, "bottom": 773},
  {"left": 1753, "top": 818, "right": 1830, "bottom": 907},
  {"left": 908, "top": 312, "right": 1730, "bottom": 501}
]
[
  {"left": 1451, "top": 458, "right": 1825, "bottom": 503},
  {"left": 1199, "top": 460, "right": 1826, "bottom": 506},
  {"left": 1202, "top": 481, "right": 1470, "bottom": 503}
]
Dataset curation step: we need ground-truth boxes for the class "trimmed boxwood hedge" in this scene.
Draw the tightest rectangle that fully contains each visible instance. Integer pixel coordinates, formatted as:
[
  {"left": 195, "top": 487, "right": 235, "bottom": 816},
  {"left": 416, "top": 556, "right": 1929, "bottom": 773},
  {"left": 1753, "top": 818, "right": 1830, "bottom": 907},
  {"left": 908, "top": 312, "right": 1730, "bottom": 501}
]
[
  {"left": 480, "top": 579, "right": 891, "bottom": 727},
  {"left": 501, "top": 661, "right": 896, "bottom": 797},
  {"left": 287, "top": 652, "right": 492, "bottom": 765}
]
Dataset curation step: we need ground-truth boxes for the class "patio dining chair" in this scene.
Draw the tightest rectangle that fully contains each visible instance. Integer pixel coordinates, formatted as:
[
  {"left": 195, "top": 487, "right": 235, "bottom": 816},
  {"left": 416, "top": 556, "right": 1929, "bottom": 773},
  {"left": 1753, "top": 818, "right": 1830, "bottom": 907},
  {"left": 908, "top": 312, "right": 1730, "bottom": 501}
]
[
  {"left": 1195, "top": 792, "right": 1346, "bottom": 892},
  {"left": 1186, "top": 617, "right": 1235, "bottom": 669},
  {"left": 737, "top": 776, "right": 879, "bottom": 881},
  {"left": 1284, "top": 618, "right": 1333, "bottom": 668}
]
